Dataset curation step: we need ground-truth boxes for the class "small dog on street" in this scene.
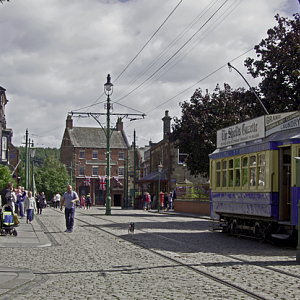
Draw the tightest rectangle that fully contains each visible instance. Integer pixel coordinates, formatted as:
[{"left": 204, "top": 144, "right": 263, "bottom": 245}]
[{"left": 128, "top": 223, "right": 135, "bottom": 234}]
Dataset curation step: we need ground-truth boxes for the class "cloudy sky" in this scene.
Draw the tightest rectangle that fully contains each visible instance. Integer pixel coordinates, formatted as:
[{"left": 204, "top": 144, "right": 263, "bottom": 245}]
[{"left": 0, "top": 0, "right": 299, "bottom": 149}]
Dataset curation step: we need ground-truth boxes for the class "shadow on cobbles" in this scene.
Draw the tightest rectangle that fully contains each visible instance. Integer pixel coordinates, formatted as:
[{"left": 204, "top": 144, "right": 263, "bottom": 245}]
[{"left": 80, "top": 221, "right": 296, "bottom": 258}]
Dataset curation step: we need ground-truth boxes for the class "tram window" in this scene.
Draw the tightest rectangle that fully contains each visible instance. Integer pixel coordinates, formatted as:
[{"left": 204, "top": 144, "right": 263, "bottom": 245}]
[
  {"left": 236, "top": 169, "right": 241, "bottom": 186},
  {"left": 234, "top": 158, "right": 241, "bottom": 187},
  {"left": 250, "top": 155, "right": 256, "bottom": 166},
  {"left": 259, "top": 167, "right": 265, "bottom": 186},
  {"left": 250, "top": 167, "right": 256, "bottom": 186},
  {"left": 259, "top": 154, "right": 265, "bottom": 165},
  {"left": 222, "top": 160, "right": 227, "bottom": 187},
  {"left": 242, "top": 168, "right": 248, "bottom": 187},
  {"left": 222, "top": 170, "right": 227, "bottom": 187},
  {"left": 229, "top": 159, "right": 233, "bottom": 187},
  {"left": 243, "top": 157, "right": 248, "bottom": 167},
  {"left": 216, "top": 161, "right": 221, "bottom": 187},
  {"left": 229, "top": 170, "right": 233, "bottom": 186},
  {"left": 217, "top": 172, "right": 221, "bottom": 187}
]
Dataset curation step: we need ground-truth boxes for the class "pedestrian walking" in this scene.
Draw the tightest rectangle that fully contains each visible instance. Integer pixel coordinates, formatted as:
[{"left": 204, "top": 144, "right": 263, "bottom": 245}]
[
  {"left": 36, "top": 192, "right": 43, "bottom": 214},
  {"left": 24, "top": 191, "right": 36, "bottom": 224},
  {"left": 164, "top": 192, "right": 168, "bottom": 211},
  {"left": 40, "top": 192, "right": 46, "bottom": 208},
  {"left": 168, "top": 192, "right": 173, "bottom": 210},
  {"left": 143, "top": 192, "right": 147, "bottom": 210},
  {"left": 14, "top": 189, "right": 20, "bottom": 216},
  {"left": 60, "top": 185, "right": 79, "bottom": 233},
  {"left": 80, "top": 195, "right": 85, "bottom": 209},
  {"left": 55, "top": 192, "right": 61, "bottom": 209},
  {"left": 146, "top": 192, "right": 151, "bottom": 210},
  {"left": 85, "top": 193, "right": 91, "bottom": 209},
  {"left": 0, "top": 182, "right": 13, "bottom": 208},
  {"left": 19, "top": 187, "right": 26, "bottom": 218},
  {"left": 10, "top": 188, "right": 16, "bottom": 214}
]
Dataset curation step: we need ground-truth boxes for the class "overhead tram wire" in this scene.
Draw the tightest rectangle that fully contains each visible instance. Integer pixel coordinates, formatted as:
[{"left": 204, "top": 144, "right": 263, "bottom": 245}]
[
  {"left": 146, "top": 48, "right": 254, "bottom": 115},
  {"left": 113, "top": 0, "right": 218, "bottom": 99},
  {"left": 126, "top": 0, "right": 242, "bottom": 101},
  {"left": 113, "top": 0, "right": 184, "bottom": 84},
  {"left": 142, "top": 0, "right": 243, "bottom": 90},
  {"left": 124, "top": 49, "right": 254, "bottom": 133},
  {"left": 114, "top": 0, "right": 229, "bottom": 105}
]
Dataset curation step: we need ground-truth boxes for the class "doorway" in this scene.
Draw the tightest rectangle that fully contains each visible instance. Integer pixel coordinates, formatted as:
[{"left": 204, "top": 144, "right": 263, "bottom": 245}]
[
  {"left": 114, "top": 194, "right": 121, "bottom": 206},
  {"left": 279, "top": 147, "right": 291, "bottom": 221}
]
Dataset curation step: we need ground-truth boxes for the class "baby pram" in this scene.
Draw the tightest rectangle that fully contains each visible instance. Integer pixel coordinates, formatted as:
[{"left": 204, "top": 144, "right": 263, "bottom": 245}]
[{"left": 1, "top": 204, "right": 17, "bottom": 236}]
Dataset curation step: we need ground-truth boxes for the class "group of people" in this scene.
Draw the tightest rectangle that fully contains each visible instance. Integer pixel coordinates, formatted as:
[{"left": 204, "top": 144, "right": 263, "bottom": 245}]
[
  {"left": 141, "top": 190, "right": 175, "bottom": 211},
  {"left": 0, "top": 182, "right": 86, "bottom": 234},
  {"left": 79, "top": 194, "right": 92, "bottom": 209},
  {"left": 0, "top": 182, "right": 47, "bottom": 224}
]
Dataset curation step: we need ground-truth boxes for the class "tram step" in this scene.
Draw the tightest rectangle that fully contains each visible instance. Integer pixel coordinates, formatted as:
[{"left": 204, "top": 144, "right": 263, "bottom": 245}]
[
  {"left": 271, "top": 233, "right": 291, "bottom": 240},
  {"left": 210, "top": 227, "right": 223, "bottom": 231}
]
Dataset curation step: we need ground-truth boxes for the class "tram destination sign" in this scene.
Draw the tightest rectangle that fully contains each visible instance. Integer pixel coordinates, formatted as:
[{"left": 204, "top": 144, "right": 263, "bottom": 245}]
[
  {"left": 217, "top": 116, "right": 265, "bottom": 148},
  {"left": 265, "top": 111, "right": 300, "bottom": 136}
]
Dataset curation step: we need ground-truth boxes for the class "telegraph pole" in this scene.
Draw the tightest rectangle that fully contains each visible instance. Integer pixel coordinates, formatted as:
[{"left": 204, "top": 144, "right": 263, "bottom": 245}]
[{"left": 133, "top": 129, "right": 136, "bottom": 210}]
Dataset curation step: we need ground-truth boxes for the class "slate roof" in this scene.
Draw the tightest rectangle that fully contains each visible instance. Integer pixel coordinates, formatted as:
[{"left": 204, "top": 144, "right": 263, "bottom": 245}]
[
  {"left": 136, "top": 169, "right": 168, "bottom": 182},
  {"left": 68, "top": 127, "right": 128, "bottom": 149}
]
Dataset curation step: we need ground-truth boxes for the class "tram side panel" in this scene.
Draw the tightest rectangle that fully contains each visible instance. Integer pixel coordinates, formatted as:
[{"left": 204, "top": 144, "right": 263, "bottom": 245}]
[{"left": 209, "top": 149, "right": 280, "bottom": 222}]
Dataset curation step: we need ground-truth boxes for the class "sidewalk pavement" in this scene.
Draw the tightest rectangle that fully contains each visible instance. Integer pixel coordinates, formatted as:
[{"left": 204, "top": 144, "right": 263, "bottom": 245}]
[
  {"left": 0, "top": 208, "right": 210, "bottom": 298},
  {"left": 0, "top": 213, "right": 51, "bottom": 298}
]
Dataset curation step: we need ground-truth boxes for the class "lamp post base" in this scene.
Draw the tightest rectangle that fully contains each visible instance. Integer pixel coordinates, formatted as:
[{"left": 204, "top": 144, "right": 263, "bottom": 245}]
[{"left": 105, "top": 196, "right": 111, "bottom": 215}]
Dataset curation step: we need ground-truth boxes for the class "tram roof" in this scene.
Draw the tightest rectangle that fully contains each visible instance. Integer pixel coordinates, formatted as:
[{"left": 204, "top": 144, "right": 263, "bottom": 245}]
[{"left": 210, "top": 127, "right": 300, "bottom": 160}]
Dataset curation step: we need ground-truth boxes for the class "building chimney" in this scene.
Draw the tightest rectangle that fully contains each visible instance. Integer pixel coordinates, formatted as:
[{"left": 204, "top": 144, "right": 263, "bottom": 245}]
[
  {"left": 116, "top": 117, "right": 123, "bottom": 131},
  {"left": 66, "top": 115, "right": 73, "bottom": 129},
  {"left": 162, "top": 110, "right": 171, "bottom": 140}
]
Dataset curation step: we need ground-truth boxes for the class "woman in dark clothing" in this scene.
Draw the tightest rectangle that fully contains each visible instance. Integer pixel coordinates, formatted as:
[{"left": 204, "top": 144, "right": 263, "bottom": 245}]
[{"left": 164, "top": 192, "right": 169, "bottom": 211}]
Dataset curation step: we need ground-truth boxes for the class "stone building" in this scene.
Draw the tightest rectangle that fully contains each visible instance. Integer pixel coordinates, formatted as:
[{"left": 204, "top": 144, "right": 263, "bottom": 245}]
[{"left": 137, "top": 110, "right": 208, "bottom": 199}]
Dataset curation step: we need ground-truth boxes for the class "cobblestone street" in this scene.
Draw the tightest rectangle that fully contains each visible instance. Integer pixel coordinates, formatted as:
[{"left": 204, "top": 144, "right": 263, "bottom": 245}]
[{"left": 0, "top": 207, "right": 299, "bottom": 300}]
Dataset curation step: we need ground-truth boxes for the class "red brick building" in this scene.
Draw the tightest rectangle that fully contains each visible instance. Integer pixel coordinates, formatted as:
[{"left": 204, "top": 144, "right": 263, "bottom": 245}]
[{"left": 60, "top": 115, "right": 129, "bottom": 206}]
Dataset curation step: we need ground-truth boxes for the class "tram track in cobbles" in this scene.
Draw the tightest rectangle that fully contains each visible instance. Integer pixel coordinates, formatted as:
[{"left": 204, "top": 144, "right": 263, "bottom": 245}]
[{"left": 62, "top": 209, "right": 299, "bottom": 300}]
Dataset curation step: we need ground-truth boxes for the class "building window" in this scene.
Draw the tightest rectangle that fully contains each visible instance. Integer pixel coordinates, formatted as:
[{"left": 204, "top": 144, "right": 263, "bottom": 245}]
[
  {"left": 119, "top": 152, "right": 124, "bottom": 160},
  {"left": 178, "top": 148, "right": 187, "bottom": 164},
  {"left": 92, "top": 166, "right": 98, "bottom": 176},
  {"left": 79, "top": 166, "right": 85, "bottom": 176},
  {"left": 79, "top": 150, "right": 85, "bottom": 159},
  {"left": 92, "top": 151, "right": 98, "bottom": 159},
  {"left": 118, "top": 167, "right": 124, "bottom": 176},
  {"left": 2, "top": 136, "right": 7, "bottom": 161}
]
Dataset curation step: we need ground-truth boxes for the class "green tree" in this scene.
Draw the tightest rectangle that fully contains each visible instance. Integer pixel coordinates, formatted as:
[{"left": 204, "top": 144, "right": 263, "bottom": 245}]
[
  {"left": 0, "top": 165, "right": 15, "bottom": 190},
  {"left": 35, "top": 157, "right": 69, "bottom": 201},
  {"left": 170, "top": 84, "right": 259, "bottom": 176},
  {"left": 244, "top": 13, "right": 300, "bottom": 113}
]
